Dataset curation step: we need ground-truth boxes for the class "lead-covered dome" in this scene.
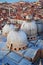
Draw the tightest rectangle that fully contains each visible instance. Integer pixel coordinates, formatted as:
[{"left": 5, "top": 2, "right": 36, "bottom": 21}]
[
  {"left": 21, "top": 20, "right": 37, "bottom": 40},
  {"left": 6, "top": 30, "right": 28, "bottom": 51},
  {"left": 2, "top": 24, "right": 15, "bottom": 37}
]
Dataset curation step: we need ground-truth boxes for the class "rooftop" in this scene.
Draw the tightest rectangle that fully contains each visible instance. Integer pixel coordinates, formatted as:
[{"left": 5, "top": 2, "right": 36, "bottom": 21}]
[{"left": 0, "top": 33, "right": 43, "bottom": 65}]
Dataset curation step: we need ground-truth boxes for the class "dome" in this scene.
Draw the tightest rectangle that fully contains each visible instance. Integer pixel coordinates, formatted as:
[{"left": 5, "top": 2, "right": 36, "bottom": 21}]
[
  {"left": 2, "top": 24, "right": 15, "bottom": 37},
  {"left": 6, "top": 30, "right": 28, "bottom": 51},
  {"left": 36, "top": 20, "right": 43, "bottom": 35},
  {"left": 21, "top": 20, "right": 37, "bottom": 40}
]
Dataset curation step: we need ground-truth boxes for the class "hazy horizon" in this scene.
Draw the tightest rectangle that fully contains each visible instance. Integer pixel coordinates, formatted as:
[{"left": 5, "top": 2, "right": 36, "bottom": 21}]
[{"left": 0, "top": 0, "right": 39, "bottom": 3}]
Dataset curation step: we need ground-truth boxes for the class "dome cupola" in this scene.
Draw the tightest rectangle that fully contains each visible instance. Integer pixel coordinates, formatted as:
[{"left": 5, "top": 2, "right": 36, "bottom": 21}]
[
  {"left": 6, "top": 30, "right": 28, "bottom": 51},
  {"left": 21, "top": 20, "right": 37, "bottom": 40}
]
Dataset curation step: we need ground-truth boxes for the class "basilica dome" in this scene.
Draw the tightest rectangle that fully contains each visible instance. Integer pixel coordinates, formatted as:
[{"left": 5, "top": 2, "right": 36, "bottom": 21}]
[
  {"left": 2, "top": 24, "right": 15, "bottom": 37},
  {"left": 21, "top": 20, "right": 37, "bottom": 40},
  {"left": 6, "top": 30, "right": 28, "bottom": 51}
]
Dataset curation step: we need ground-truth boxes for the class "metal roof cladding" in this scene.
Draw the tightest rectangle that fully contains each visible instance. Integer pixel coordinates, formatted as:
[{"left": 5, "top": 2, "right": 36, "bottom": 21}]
[
  {"left": 24, "top": 47, "right": 39, "bottom": 59},
  {"left": 0, "top": 35, "right": 7, "bottom": 42},
  {"left": 6, "top": 30, "right": 28, "bottom": 51},
  {"left": 0, "top": 50, "right": 9, "bottom": 60},
  {"left": 0, "top": 27, "right": 43, "bottom": 65},
  {"left": 36, "top": 40, "right": 43, "bottom": 49},
  {"left": 2, "top": 53, "right": 32, "bottom": 65},
  {"left": 7, "top": 52, "right": 23, "bottom": 63},
  {"left": 19, "top": 58, "right": 32, "bottom": 65}
]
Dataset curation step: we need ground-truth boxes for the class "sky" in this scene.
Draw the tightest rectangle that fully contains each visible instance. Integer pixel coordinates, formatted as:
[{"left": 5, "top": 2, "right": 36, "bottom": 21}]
[{"left": 0, "top": 0, "right": 39, "bottom": 3}]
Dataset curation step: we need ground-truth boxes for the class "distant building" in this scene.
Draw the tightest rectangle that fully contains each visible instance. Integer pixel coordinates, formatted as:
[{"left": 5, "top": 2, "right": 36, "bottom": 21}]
[
  {"left": 39, "top": 0, "right": 43, "bottom": 6},
  {"left": 39, "top": 0, "right": 43, "bottom": 2}
]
